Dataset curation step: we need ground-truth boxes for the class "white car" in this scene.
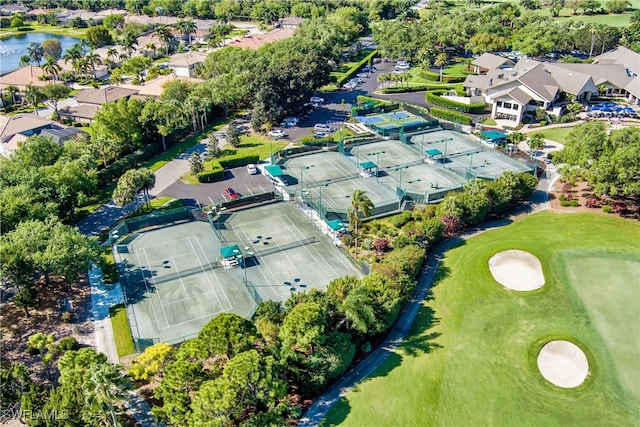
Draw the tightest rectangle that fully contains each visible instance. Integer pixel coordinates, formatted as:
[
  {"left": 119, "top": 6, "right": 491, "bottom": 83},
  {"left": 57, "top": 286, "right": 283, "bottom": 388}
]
[
  {"left": 247, "top": 164, "right": 258, "bottom": 175},
  {"left": 268, "top": 129, "right": 286, "bottom": 138},
  {"left": 356, "top": 73, "right": 369, "bottom": 79},
  {"left": 310, "top": 96, "right": 325, "bottom": 104},
  {"left": 313, "top": 131, "right": 329, "bottom": 138}
]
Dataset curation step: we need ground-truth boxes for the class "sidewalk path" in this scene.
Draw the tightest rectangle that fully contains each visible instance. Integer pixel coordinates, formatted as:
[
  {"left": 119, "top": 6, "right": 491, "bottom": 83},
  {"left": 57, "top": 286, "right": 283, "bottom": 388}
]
[{"left": 88, "top": 264, "right": 123, "bottom": 364}]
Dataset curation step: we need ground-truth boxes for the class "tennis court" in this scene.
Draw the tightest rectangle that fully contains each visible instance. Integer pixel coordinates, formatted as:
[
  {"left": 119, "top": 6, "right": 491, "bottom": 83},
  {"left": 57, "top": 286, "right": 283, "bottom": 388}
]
[
  {"left": 115, "top": 221, "right": 256, "bottom": 345},
  {"left": 356, "top": 110, "right": 432, "bottom": 133},
  {"left": 220, "top": 203, "right": 363, "bottom": 302}
]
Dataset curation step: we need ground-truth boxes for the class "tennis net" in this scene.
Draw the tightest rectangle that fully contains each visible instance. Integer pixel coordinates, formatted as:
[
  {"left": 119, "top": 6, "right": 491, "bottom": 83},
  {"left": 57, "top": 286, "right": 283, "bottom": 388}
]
[
  {"left": 144, "top": 261, "right": 223, "bottom": 286},
  {"left": 254, "top": 237, "right": 317, "bottom": 257}
]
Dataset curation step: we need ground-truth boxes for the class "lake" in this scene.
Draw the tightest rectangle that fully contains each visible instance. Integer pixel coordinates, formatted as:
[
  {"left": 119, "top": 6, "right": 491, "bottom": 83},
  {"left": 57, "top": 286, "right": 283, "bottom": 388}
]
[{"left": 0, "top": 32, "right": 82, "bottom": 76}]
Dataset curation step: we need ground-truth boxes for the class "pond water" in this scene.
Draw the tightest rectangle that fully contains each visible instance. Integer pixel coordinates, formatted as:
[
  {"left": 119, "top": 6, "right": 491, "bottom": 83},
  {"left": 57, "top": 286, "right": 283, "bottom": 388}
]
[{"left": 0, "top": 32, "right": 82, "bottom": 76}]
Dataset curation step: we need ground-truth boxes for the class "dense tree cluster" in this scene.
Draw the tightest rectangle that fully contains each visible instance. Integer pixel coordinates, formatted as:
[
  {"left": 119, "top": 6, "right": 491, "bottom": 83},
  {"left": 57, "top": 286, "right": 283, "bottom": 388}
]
[
  {"left": 372, "top": 3, "right": 639, "bottom": 64},
  {"left": 554, "top": 122, "right": 640, "bottom": 196}
]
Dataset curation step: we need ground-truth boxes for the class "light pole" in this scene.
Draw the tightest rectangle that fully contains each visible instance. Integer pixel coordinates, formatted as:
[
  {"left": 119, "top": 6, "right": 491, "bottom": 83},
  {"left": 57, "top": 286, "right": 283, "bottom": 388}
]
[
  {"left": 368, "top": 150, "right": 385, "bottom": 182},
  {"left": 300, "top": 165, "right": 314, "bottom": 193},
  {"left": 318, "top": 182, "right": 329, "bottom": 219},
  {"left": 394, "top": 165, "right": 409, "bottom": 209},
  {"left": 467, "top": 152, "right": 475, "bottom": 179}
]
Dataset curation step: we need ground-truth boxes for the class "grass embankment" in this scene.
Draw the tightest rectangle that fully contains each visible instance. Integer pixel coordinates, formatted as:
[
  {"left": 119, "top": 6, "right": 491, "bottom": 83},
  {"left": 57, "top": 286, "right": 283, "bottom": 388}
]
[
  {"left": 324, "top": 212, "right": 640, "bottom": 427},
  {"left": 0, "top": 23, "right": 88, "bottom": 39},
  {"left": 525, "top": 126, "right": 575, "bottom": 143},
  {"left": 109, "top": 304, "right": 135, "bottom": 357}
]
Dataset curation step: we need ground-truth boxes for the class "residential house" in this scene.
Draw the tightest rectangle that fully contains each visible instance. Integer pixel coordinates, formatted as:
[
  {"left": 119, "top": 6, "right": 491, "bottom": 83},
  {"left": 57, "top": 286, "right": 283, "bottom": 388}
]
[
  {"left": 229, "top": 27, "right": 295, "bottom": 49},
  {"left": 59, "top": 86, "right": 138, "bottom": 123},
  {"left": 278, "top": 17, "right": 305, "bottom": 28},
  {"left": 0, "top": 114, "right": 63, "bottom": 157},
  {"left": 0, "top": 3, "right": 28, "bottom": 16},
  {"left": 0, "top": 66, "right": 49, "bottom": 91},
  {"left": 167, "top": 51, "right": 207, "bottom": 77},
  {"left": 121, "top": 74, "right": 204, "bottom": 99}
]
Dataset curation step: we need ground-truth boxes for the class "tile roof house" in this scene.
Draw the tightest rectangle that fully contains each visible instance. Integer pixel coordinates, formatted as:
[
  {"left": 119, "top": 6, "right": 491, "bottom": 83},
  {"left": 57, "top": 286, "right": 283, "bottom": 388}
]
[
  {"left": 121, "top": 74, "right": 203, "bottom": 98},
  {"left": 167, "top": 51, "right": 208, "bottom": 77},
  {"left": 59, "top": 86, "right": 138, "bottom": 123},
  {"left": 229, "top": 27, "right": 296, "bottom": 49},
  {"left": 463, "top": 48, "right": 639, "bottom": 124},
  {"left": 278, "top": 17, "right": 305, "bottom": 28},
  {"left": 0, "top": 66, "right": 49, "bottom": 90},
  {"left": 0, "top": 114, "right": 63, "bottom": 157}
]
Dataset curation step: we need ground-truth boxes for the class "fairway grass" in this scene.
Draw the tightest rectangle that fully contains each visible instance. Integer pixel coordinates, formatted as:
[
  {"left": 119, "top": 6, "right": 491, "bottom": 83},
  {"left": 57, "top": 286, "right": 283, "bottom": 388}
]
[{"left": 323, "top": 212, "right": 640, "bottom": 427}]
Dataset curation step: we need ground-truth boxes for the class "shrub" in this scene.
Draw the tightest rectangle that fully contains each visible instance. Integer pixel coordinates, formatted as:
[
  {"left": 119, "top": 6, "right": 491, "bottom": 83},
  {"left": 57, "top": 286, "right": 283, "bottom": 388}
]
[
  {"left": 440, "top": 215, "right": 462, "bottom": 236},
  {"left": 56, "top": 336, "right": 79, "bottom": 352},
  {"left": 218, "top": 153, "right": 259, "bottom": 169},
  {"left": 335, "top": 50, "right": 378, "bottom": 87},
  {"left": 373, "top": 237, "right": 390, "bottom": 252},
  {"left": 429, "top": 107, "right": 473, "bottom": 125},
  {"left": 426, "top": 91, "right": 486, "bottom": 114},
  {"left": 61, "top": 311, "right": 74, "bottom": 323},
  {"left": 390, "top": 211, "right": 412, "bottom": 228},
  {"left": 382, "top": 85, "right": 427, "bottom": 94},
  {"left": 196, "top": 163, "right": 224, "bottom": 183},
  {"left": 560, "top": 199, "right": 580, "bottom": 207},
  {"left": 602, "top": 205, "right": 613, "bottom": 213},
  {"left": 585, "top": 197, "right": 597, "bottom": 208},
  {"left": 382, "top": 244, "right": 425, "bottom": 280},
  {"left": 393, "top": 234, "right": 413, "bottom": 248},
  {"left": 301, "top": 136, "right": 335, "bottom": 146}
]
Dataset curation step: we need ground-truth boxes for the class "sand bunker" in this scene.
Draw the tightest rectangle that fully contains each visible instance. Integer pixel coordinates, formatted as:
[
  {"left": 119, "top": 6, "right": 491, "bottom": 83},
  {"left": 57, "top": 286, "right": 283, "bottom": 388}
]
[
  {"left": 488, "top": 250, "right": 544, "bottom": 291},
  {"left": 537, "top": 340, "right": 589, "bottom": 388}
]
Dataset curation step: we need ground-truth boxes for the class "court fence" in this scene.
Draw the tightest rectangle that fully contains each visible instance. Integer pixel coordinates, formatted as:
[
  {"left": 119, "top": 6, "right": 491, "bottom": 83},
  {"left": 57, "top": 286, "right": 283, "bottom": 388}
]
[{"left": 109, "top": 207, "right": 200, "bottom": 243}]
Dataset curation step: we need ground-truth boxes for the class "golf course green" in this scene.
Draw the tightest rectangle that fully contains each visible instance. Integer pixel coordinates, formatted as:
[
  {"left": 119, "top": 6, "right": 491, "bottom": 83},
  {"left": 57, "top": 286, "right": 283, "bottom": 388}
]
[{"left": 323, "top": 211, "right": 640, "bottom": 426}]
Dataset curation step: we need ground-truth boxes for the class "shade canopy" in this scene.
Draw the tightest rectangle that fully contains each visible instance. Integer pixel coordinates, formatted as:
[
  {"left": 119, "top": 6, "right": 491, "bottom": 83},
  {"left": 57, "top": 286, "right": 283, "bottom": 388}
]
[
  {"left": 265, "top": 165, "right": 284, "bottom": 177},
  {"left": 359, "top": 161, "right": 377, "bottom": 169},
  {"left": 481, "top": 130, "right": 508, "bottom": 142},
  {"left": 327, "top": 219, "right": 347, "bottom": 231},
  {"left": 425, "top": 148, "right": 442, "bottom": 157},
  {"left": 220, "top": 244, "right": 242, "bottom": 259}
]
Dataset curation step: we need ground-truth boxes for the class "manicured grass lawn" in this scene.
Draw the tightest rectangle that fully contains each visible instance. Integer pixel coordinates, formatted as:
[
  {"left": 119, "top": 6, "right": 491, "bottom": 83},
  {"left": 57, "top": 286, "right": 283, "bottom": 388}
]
[
  {"left": 0, "top": 23, "right": 88, "bottom": 39},
  {"left": 323, "top": 212, "right": 640, "bottom": 427},
  {"left": 110, "top": 304, "right": 135, "bottom": 357},
  {"left": 525, "top": 126, "right": 576, "bottom": 143}
]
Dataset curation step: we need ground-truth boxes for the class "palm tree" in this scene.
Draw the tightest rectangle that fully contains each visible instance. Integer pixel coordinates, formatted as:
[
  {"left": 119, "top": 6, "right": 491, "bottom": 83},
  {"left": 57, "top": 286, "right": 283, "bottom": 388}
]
[
  {"left": 41, "top": 56, "right": 61, "bottom": 81},
  {"left": 137, "top": 168, "right": 156, "bottom": 208},
  {"left": 5, "top": 84, "right": 18, "bottom": 105},
  {"left": 27, "top": 42, "right": 44, "bottom": 66},
  {"left": 435, "top": 53, "right": 448, "bottom": 82},
  {"left": 340, "top": 287, "right": 375, "bottom": 333},
  {"left": 348, "top": 189, "right": 374, "bottom": 259},
  {"left": 106, "top": 47, "right": 119, "bottom": 67},
  {"left": 121, "top": 31, "right": 138, "bottom": 56},
  {"left": 463, "top": 57, "right": 473, "bottom": 72},
  {"left": 145, "top": 42, "right": 157, "bottom": 59},
  {"left": 19, "top": 54, "right": 31, "bottom": 67},
  {"left": 155, "top": 25, "right": 175, "bottom": 54},
  {"left": 24, "top": 84, "right": 44, "bottom": 116},
  {"left": 85, "top": 51, "right": 103, "bottom": 79},
  {"left": 176, "top": 19, "right": 197, "bottom": 45},
  {"left": 83, "top": 363, "right": 130, "bottom": 426}
]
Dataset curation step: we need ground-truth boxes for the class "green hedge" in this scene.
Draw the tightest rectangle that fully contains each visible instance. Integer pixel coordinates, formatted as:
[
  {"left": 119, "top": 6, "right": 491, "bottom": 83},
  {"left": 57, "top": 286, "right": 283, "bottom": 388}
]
[
  {"left": 218, "top": 153, "right": 259, "bottom": 168},
  {"left": 335, "top": 50, "right": 378, "bottom": 87},
  {"left": 382, "top": 85, "right": 427, "bottom": 94},
  {"left": 97, "top": 143, "right": 161, "bottom": 186},
  {"left": 197, "top": 163, "right": 225, "bottom": 183},
  {"left": 301, "top": 136, "right": 336, "bottom": 146},
  {"left": 426, "top": 90, "right": 486, "bottom": 114},
  {"left": 429, "top": 107, "right": 473, "bottom": 125}
]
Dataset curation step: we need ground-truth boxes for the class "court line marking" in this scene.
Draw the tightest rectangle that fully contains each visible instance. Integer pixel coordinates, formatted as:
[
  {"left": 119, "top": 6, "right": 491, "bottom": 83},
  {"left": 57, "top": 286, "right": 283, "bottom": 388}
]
[
  {"left": 136, "top": 248, "right": 168, "bottom": 330},
  {"left": 281, "top": 213, "right": 341, "bottom": 279},
  {"left": 233, "top": 224, "right": 289, "bottom": 297},
  {"left": 193, "top": 237, "right": 233, "bottom": 311},
  {"left": 190, "top": 235, "right": 232, "bottom": 311}
]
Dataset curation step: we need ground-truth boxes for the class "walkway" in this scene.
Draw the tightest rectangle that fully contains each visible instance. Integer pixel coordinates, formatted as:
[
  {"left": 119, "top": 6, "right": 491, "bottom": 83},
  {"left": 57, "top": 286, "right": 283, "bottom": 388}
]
[{"left": 299, "top": 175, "right": 555, "bottom": 426}]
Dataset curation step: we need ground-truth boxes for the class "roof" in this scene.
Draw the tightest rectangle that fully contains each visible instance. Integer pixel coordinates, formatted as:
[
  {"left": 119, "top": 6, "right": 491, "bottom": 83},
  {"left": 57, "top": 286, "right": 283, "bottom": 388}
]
[
  {"left": 220, "top": 244, "right": 242, "bottom": 259},
  {"left": 491, "top": 87, "right": 533, "bottom": 105},
  {"left": 0, "top": 66, "right": 48, "bottom": 88},
  {"left": 120, "top": 74, "right": 204, "bottom": 98},
  {"left": 327, "top": 219, "right": 347, "bottom": 231},
  {"left": 425, "top": 148, "right": 443, "bottom": 156},
  {"left": 625, "top": 76, "right": 640, "bottom": 98},
  {"left": 279, "top": 17, "right": 305, "bottom": 27},
  {"left": 265, "top": 165, "right": 284, "bottom": 177},
  {"left": 58, "top": 104, "right": 99, "bottom": 120},
  {"left": 472, "top": 53, "right": 514, "bottom": 70},
  {"left": 551, "top": 62, "right": 631, "bottom": 90},
  {"left": 168, "top": 51, "right": 208, "bottom": 68},
  {"left": 75, "top": 86, "right": 139, "bottom": 105},
  {"left": 39, "top": 127, "right": 84, "bottom": 144},
  {"left": 359, "top": 161, "right": 377, "bottom": 169},
  {"left": 480, "top": 130, "right": 508, "bottom": 141},
  {"left": 229, "top": 27, "right": 295, "bottom": 49},
  {"left": 0, "top": 114, "right": 57, "bottom": 143},
  {"left": 593, "top": 45, "right": 640, "bottom": 76},
  {"left": 544, "top": 63, "right": 596, "bottom": 96}
]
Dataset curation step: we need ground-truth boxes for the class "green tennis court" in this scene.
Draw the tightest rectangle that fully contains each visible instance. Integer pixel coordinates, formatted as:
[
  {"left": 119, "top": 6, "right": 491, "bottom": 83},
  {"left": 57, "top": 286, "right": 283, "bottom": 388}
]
[{"left": 114, "top": 221, "right": 256, "bottom": 346}]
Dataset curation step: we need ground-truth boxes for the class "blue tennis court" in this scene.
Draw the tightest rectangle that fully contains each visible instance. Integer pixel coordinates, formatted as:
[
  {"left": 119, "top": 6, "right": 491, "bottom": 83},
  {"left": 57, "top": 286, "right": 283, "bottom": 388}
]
[{"left": 357, "top": 116, "right": 385, "bottom": 124}]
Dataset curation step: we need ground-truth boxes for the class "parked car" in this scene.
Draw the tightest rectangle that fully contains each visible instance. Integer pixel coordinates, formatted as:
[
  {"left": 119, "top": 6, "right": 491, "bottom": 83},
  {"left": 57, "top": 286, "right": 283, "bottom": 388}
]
[
  {"left": 246, "top": 164, "right": 258, "bottom": 175},
  {"left": 313, "top": 131, "right": 329, "bottom": 138},
  {"left": 310, "top": 96, "right": 325, "bottom": 104},
  {"left": 268, "top": 129, "right": 286, "bottom": 138},
  {"left": 356, "top": 72, "right": 369, "bottom": 79},
  {"left": 224, "top": 187, "right": 239, "bottom": 200},
  {"left": 314, "top": 123, "right": 335, "bottom": 133}
]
